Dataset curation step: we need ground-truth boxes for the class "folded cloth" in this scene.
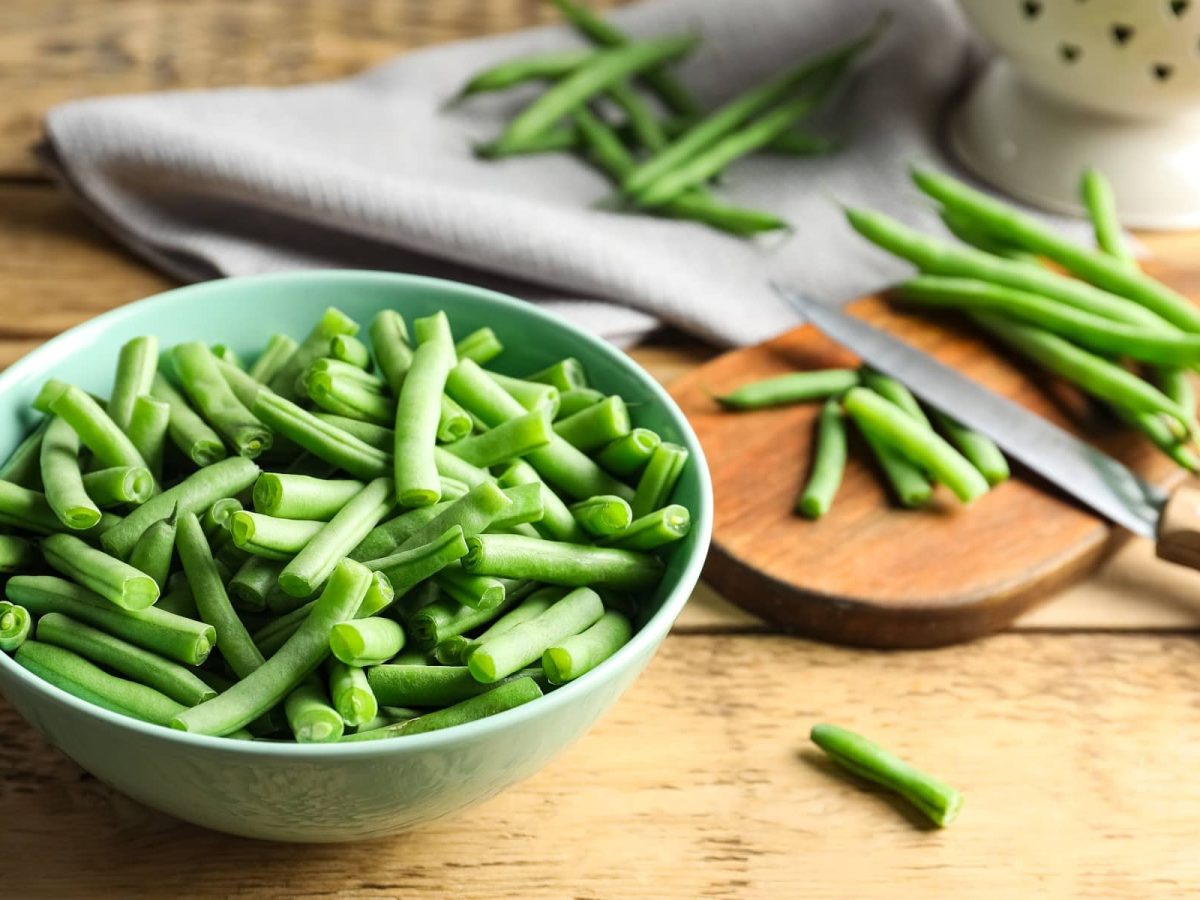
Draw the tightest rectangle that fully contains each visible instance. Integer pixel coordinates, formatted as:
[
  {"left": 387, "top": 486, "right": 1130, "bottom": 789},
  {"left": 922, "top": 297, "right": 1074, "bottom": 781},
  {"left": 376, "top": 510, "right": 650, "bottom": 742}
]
[{"left": 42, "top": 0, "right": 989, "bottom": 347}]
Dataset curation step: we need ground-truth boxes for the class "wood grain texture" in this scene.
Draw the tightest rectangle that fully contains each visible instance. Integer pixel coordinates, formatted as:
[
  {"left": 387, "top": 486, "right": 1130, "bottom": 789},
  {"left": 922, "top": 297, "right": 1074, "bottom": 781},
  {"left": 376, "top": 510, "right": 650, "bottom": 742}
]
[
  {"left": 3, "top": 631, "right": 1198, "bottom": 899},
  {"left": 670, "top": 290, "right": 1191, "bottom": 647}
]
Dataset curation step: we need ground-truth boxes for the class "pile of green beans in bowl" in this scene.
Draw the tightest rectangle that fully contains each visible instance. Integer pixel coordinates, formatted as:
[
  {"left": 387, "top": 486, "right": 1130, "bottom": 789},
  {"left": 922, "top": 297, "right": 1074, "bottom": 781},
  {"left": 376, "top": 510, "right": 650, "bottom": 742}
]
[{"left": 0, "top": 306, "right": 691, "bottom": 742}]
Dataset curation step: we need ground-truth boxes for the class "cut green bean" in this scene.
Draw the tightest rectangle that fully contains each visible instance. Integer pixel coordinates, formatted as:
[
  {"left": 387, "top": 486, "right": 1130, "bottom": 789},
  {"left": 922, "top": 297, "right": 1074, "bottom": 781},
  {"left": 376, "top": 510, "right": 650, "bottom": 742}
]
[
  {"left": 82, "top": 466, "right": 154, "bottom": 507},
  {"left": 444, "top": 589, "right": 559, "bottom": 665},
  {"left": 463, "top": 534, "right": 661, "bottom": 591},
  {"left": 328, "top": 659, "right": 378, "bottom": 727},
  {"left": 42, "top": 533, "right": 159, "bottom": 611},
  {"left": 1080, "top": 168, "right": 1134, "bottom": 268},
  {"left": 542, "top": 609, "right": 631, "bottom": 684},
  {"left": 495, "top": 459, "right": 587, "bottom": 543},
  {"left": 278, "top": 477, "right": 395, "bottom": 597},
  {"left": 931, "top": 411, "right": 1010, "bottom": 487},
  {"left": 492, "top": 483, "right": 545, "bottom": 530},
  {"left": 349, "top": 501, "right": 454, "bottom": 561},
  {"left": 445, "top": 409, "right": 552, "bottom": 467},
  {"left": 330, "top": 616, "right": 406, "bottom": 667},
  {"left": 176, "top": 511, "right": 263, "bottom": 679},
  {"left": 107, "top": 336, "right": 159, "bottom": 433},
  {"left": 172, "top": 557, "right": 372, "bottom": 735},
  {"left": 394, "top": 312, "right": 456, "bottom": 507},
  {"left": 41, "top": 416, "right": 102, "bottom": 530},
  {"left": 916, "top": 166, "right": 1200, "bottom": 333},
  {"left": 526, "top": 358, "right": 588, "bottom": 393},
  {"left": 212, "top": 345, "right": 243, "bottom": 369},
  {"left": 35, "top": 380, "right": 152, "bottom": 473},
  {"left": 630, "top": 442, "right": 688, "bottom": 518},
  {"left": 267, "top": 306, "right": 359, "bottom": 402},
  {"left": 394, "top": 481, "right": 513, "bottom": 552},
  {"left": 366, "top": 663, "right": 532, "bottom": 708},
  {"left": 312, "top": 414, "right": 393, "bottom": 452},
  {"left": 285, "top": 677, "right": 344, "bottom": 743},
  {"left": 454, "top": 327, "right": 504, "bottom": 366},
  {"left": 228, "top": 555, "right": 284, "bottom": 612},
  {"left": 15, "top": 640, "right": 185, "bottom": 726},
  {"left": 553, "top": 395, "right": 630, "bottom": 451},
  {"left": 369, "top": 310, "right": 413, "bottom": 395},
  {"left": 251, "top": 598, "right": 315, "bottom": 656},
  {"left": 150, "top": 373, "right": 227, "bottom": 467},
  {"left": 0, "top": 600, "right": 32, "bottom": 651},
  {"left": 468, "top": 586, "right": 603, "bottom": 683},
  {"left": 248, "top": 334, "right": 300, "bottom": 383},
  {"left": 810, "top": 723, "right": 963, "bottom": 827},
  {"left": 171, "top": 341, "right": 273, "bottom": 458},
  {"left": 8, "top": 575, "right": 214, "bottom": 665},
  {"left": 346, "top": 676, "right": 542, "bottom": 740},
  {"left": 363, "top": 527, "right": 470, "bottom": 597},
  {"left": 795, "top": 399, "right": 848, "bottom": 519},
  {"left": 125, "top": 395, "right": 170, "bottom": 482},
  {"left": 556, "top": 388, "right": 604, "bottom": 420},
  {"left": 717, "top": 369, "right": 860, "bottom": 410},
  {"left": 435, "top": 562, "right": 508, "bottom": 611},
  {"left": 595, "top": 428, "right": 661, "bottom": 479},
  {"left": 100, "top": 456, "right": 260, "bottom": 558},
  {"left": 307, "top": 370, "right": 393, "bottom": 425},
  {"left": 857, "top": 419, "right": 933, "bottom": 508},
  {"left": 253, "top": 473, "right": 365, "bottom": 521},
  {"left": 485, "top": 371, "right": 560, "bottom": 415},
  {"left": 127, "top": 510, "right": 176, "bottom": 589},
  {"left": 0, "top": 536, "right": 35, "bottom": 574},
  {"left": 0, "top": 419, "right": 49, "bottom": 488},
  {"left": 330, "top": 334, "right": 372, "bottom": 370},
  {"left": 570, "top": 494, "right": 633, "bottom": 536},
  {"left": 603, "top": 504, "right": 691, "bottom": 550},
  {"left": 843, "top": 387, "right": 989, "bottom": 503},
  {"left": 0, "top": 480, "right": 118, "bottom": 537},
  {"left": 357, "top": 569, "right": 396, "bottom": 618},
  {"left": 409, "top": 590, "right": 520, "bottom": 650},
  {"left": 36, "top": 612, "right": 215, "bottom": 706},
  {"left": 438, "top": 395, "right": 473, "bottom": 444},
  {"left": 252, "top": 390, "right": 388, "bottom": 480},
  {"left": 229, "top": 511, "right": 322, "bottom": 560}
]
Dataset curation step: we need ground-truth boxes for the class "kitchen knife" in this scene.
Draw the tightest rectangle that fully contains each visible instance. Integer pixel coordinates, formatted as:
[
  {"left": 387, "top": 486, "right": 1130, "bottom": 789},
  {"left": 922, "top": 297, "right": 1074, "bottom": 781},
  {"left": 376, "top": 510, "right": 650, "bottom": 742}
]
[{"left": 775, "top": 285, "right": 1200, "bottom": 569}]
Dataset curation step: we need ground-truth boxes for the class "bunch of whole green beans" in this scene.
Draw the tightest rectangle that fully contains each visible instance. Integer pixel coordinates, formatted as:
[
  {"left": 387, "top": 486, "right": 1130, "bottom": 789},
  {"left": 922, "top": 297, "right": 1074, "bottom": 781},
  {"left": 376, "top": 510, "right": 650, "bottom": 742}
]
[
  {"left": 847, "top": 166, "right": 1200, "bottom": 474},
  {"left": 453, "top": 0, "right": 886, "bottom": 236},
  {"left": 0, "top": 306, "right": 692, "bottom": 742}
]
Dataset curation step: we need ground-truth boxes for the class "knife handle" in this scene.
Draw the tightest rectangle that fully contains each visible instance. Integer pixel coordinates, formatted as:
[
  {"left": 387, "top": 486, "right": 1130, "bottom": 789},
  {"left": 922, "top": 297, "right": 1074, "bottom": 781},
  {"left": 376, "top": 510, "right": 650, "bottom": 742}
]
[{"left": 1156, "top": 484, "right": 1200, "bottom": 570}]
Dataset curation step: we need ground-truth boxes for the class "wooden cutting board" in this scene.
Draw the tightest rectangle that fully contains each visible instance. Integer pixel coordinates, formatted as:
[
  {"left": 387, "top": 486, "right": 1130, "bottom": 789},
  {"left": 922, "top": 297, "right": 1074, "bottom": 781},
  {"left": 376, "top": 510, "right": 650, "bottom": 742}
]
[{"left": 668, "top": 290, "right": 1191, "bottom": 648}]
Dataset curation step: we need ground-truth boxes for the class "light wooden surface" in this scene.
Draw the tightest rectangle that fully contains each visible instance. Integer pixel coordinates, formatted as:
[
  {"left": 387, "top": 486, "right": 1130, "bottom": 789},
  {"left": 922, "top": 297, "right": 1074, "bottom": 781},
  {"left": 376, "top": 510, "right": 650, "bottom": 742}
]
[{"left": 2, "top": 2, "right": 1200, "bottom": 897}]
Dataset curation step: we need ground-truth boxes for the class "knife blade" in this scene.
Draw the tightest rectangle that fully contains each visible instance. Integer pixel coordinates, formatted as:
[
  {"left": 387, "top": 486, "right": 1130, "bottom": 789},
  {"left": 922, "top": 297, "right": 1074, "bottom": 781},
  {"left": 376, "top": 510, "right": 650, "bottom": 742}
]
[{"left": 773, "top": 285, "right": 1166, "bottom": 538}]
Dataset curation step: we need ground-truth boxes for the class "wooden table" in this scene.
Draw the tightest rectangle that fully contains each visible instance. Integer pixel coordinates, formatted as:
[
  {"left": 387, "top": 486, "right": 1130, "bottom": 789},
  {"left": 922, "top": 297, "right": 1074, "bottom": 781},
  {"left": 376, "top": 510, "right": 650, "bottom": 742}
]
[{"left": 3, "top": 3, "right": 1199, "bottom": 896}]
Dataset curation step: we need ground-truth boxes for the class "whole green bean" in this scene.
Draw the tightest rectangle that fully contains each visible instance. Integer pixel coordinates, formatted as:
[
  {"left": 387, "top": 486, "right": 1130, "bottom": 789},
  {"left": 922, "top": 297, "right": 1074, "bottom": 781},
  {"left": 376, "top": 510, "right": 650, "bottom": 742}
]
[
  {"left": 285, "top": 677, "right": 344, "bottom": 743},
  {"left": 34, "top": 380, "right": 152, "bottom": 473},
  {"left": 858, "top": 369, "right": 929, "bottom": 427},
  {"left": 454, "top": 327, "right": 504, "bottom": 366},
  {"left": 0, "top": 600, "right": 32, "bottom": 651},
  {"left": 1117, "top": 405, "right": 1200, "bottom": 472},
  {"left": 328, "top": 659, "right": 377, "bottom": 727},
  {"left": 435, "top": 562, "right": 508, "bottom": 611},
  {"left": 445, "top": 409, "right": 553, "bottom": 467},
  {"left": 107, "top": 336, "right": 159, "bottom": 433},
  {"left": 938, "top": 208, "right": 1031, "bottom": 261},
  {"left": 495, "top": 459, "right": 587, "bottom": 543},
  {"left": 41, "top": 416, "right": 102, "bottom": 530},
  {"left": 100, "top": 457, "right": 260, "bottom": 559},
  {"left": 36, "top": 612, "right": 215, "bottom": 706},
  {"left": 492, "top": 37, "right": 697, "bottom": 154},
  {"left": 810, "top": 723, "right": 963, "bottom": 827},
  {"left": 456, "top": 48, "right": 595, "bottom": 98},
  {"left": 570, "top": 494, "right": 633, "bottom": 536},
  {"left": 630, "top": 441, "right": 689, "bottom": 518},
  {"left": 1080, "top": 168, "right": 1134, "bottom": 268},
  {"left": 394, "top": 313, "right": 457, "bottom": 507},
  {"left": 900, "top": 276, "right": 1200, "bottom": 366},
  {"left": 8, "top": 575, "right": 213, "bottom": 665},
  {"left": 15, "top": 640, "right": 185, "bottom": 726},
  {"left": 0, "top": 536, "right": 35, "bottom": 574},
  {"left": 173, "top": 557, "right": 372, "bottom": 735},
  {"left": 0, "top": 419, "right": 49, "bottom": 488},
  {"left": 857, "top": 419, "right": 934, "bottom": 508},
  {"left": 542, "top": 609, "right": 631, "bottom": 684},
  {"left": 82, "top": 466, "right": 154, "bottom": 507},
  {"left": 125, "top": 395, "right": 171, "bottom": 482},
  {"left": 553, "top": 396, "right": 630, "bottom": 451},
  {"left": 267, "top": 306, "right": 360, "bottom": 402},
  {"left": 330, "top": 616, "right": 406, "bottom": 667},
  {"left": 717, "top": 369, "right": 860, "bottom": 410},
  {"left": 346, "top": 676, "right": 542, "bottom": 740},
  {"left": 468, "top": 586, "right": 602, "bottom": 682},
  {"left": 843, "top": 387, "right": 989, "bottom": 503},
  {"left": 228, "top": 555, "right": 284, "bottom": 612},
  {"left": 253, "top": 473, "right": 365, "bottom": 521},
  {"left": 795, "top": 399, "right": 848, "bottom": 519},
  {"left": 253, "top": 390, "right": 388, "bottom": 480},
  {"left": 595, "top": 428, "right": 661, "bottom": 479},
  {"left": 931, "top": 410, "right": 1010, "bottom": 487},
  {"left": 172, "top": 342, "right": 273, "bottom": 458},
  {"left": 609, "top": 79, "right": 669, "bottom": 151},
  {"left": 42, "top": 533, "right": 159, "bottom": 611},
  {"left": 462, "top": 534, "right": 661, "bottom": 590},
  {"left": 229, "top": 511, "right": 322, "bottom": 559},
  {"left": 127, "top": 510, "right": 177, "bottom": 589},
  {"left": 150, "top": 373, "right": 227, "bottom": 467},
  {"left": 248, "top": 334, "right": 300, "bottom": 383},
  {"left": 330, "top": 334, "right": 372, "bottom": 370},
  {"left": 278, "top": 477, "right": 395, "bottom": 597}
]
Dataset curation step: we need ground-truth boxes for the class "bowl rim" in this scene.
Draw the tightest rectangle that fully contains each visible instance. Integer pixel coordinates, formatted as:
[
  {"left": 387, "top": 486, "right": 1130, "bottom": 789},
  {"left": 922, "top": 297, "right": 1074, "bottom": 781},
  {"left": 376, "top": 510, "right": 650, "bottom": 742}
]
[{"left": 0, "top": 269, "right": 713, "bottom": 756}]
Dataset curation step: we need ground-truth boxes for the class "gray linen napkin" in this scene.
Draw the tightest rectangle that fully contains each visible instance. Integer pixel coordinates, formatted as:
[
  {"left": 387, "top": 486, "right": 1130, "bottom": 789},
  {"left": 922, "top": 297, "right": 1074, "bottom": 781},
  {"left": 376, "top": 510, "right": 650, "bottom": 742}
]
[{"left": 41, "top": 0, "right": 979, "bottom": 347}]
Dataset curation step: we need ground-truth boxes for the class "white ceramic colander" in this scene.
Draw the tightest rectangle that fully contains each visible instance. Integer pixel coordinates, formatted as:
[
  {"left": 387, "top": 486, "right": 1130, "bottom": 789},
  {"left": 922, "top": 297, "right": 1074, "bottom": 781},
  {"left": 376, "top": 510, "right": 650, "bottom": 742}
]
[{"left": 951, "top": 0, "right": 1200, "bottom": 228}]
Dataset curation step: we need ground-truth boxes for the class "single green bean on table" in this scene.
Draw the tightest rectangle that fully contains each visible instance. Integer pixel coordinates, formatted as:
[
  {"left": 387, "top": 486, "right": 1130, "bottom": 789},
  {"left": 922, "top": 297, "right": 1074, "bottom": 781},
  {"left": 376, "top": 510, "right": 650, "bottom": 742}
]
[
  {"left": 107, "top": 336, "right": 159, "bottom": 434},
  {"left": 36, "top": 612, "right": 215, "bottom": 707},
  {"left": 463, "top": 534, "right": 662, "bottom": 591},
  {"left": 228, "top": 555, "right": 284, "bottom": 612},
  {"left": 15, "top": 640, "right": 186, "bottom": 727},
  {"left": 1080, "top": 168, "right": 1134, "bottom": 269},
  {"left": 42, "top": 533, "right": 159, "bottom": 611},
  {"left": 435, "top": 562, "right": 508, "bottom": 611},
  {"left": 41, "top": 415, "right": 102, "bottom": 530},
  {"left": 0, "top": 419, "right": 49, "bottom": 488},
  {"left": 931, "top": 411, "right": 1010, "bottom": 487},
  {"left": 127, "top": 511, "right": 177, "bottom": 589},
  {"left": 171, "top": 341, "right": 273, "bottom": 458},
  {"left": 630, "top": 442, "right": 689, "bottom": 518},
  {"left": 330, "top": 334, "right": 372, "bottom": 370},
  {"left": 253, "top": 473, "right": 365, "bottom": 521},
  {"left": 795, "top": 399, "right": 848, "bottom": 519},
  {"left": 278, "top": 477, "right": 395, "bottom": 597},
  {"left": 8, "top": 575, "right": 214, "bottom": 665},
  {"left": 82, "top": 466, "right": 154, "bottom": 507},
  {"left": 229, "top": 511, "right": 323, "bottom": 560},
  {"left": 454, "top": 327, "right": 504, "bottom": 366},
  {"left": 330, "top": 616, "right": 406, "bottom": 667},
  {"left": 328, "top": 659, "right": 378, "bottom": 727},
  {"left": 555, "top": 388, "right": 604, "bottom": 420},
  {"left": 126, "top": 395, "right": 171, "bottom": 481},
  {"left": 253, "top": 389, "right": 389, "bottom": 481},
  {"left": 34, "top": 380, "right": 152, "bottom": 474},
  {"left": 248, "top": 334, "right": 300, "bottom": 384},
  {"left": 345, "top": 676, "right": 542, "bottom": 740},
  {"left": 455, "top": 48, "right": 595, "bottom": 99},
  {"left": 570, "top": 494, "right": 633, "bottom": 536},
  {"left": 285, "top": 677, "right": 344, "bottom": 743},
  {"left": 526, "top": 358, "right": 588, "bottom": 393},
  {"left": 468, "top": 586, "right": 603, "bottom": 683},
  {"left": 150, "top": 373, "right": 226, "bottom": 468},
  {"left": 553, "top": 395, "right": 630, "bottom": 451},
  {"left": 100, "top": 456, "right": 261, "bottom": 559},
  {"left": 266, "top": 306, "right": 359, "bottom": 402},
  {"left": 810, "top": 723, "right": 963, "bottom": 827},
  {"left": 717, "top": 369, "right": 860, "bottom": 410},
  {"left": 394, "top": 312, "right": 457, "bottom": 507},
  {"left": 0, "top": 536, "right": 35, "bottom": 574},
  {"left": 0, "top": 479, "right": 118, "bottom": 537},
  {"left": 0, "top": 601, "right": 32, "bottom": 651},
  {"left": 173, "top": 557, "right": 372, "bottom": 735},
  {"left": 857, "top": 419, "right": 934, "bottom": 508},
  {"left": 542, "top": 609, "right": 631, "bottom": 684},
  {"left": 444, "top": 409, "right": 553, "bottom": 468},
  {"left": 595, "top": 428, "right": 661, "bottom": 479}
]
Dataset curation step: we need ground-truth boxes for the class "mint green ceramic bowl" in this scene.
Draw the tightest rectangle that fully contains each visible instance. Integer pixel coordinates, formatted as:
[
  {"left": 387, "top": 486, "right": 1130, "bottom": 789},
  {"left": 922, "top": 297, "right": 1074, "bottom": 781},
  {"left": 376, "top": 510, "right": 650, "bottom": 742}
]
[{"left": 0, "top": 271, "right": 712, "bottom": 842}]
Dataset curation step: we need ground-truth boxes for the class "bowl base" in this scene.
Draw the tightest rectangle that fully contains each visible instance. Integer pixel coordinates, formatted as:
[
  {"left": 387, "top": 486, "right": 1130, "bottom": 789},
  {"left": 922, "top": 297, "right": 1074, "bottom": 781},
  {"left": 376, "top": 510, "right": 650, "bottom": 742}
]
[{"left": 949, "top": 61, "right": 1200, "bottom": 230}]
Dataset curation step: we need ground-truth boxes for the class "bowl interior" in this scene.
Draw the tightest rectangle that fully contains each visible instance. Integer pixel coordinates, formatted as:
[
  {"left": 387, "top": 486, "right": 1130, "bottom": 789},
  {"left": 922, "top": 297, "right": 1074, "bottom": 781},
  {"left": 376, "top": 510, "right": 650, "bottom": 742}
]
[{"left": 0, "top": 270, "right": 712, "bottom": 754}]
